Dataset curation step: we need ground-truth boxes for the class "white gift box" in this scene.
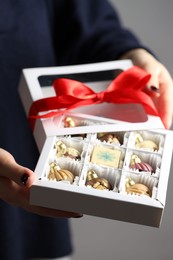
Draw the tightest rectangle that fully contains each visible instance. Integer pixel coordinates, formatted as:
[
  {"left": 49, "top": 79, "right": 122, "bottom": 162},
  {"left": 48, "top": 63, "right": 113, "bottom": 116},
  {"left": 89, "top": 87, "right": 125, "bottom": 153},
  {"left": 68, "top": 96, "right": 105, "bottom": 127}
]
[{"left": 19, "top": 60, "right": 173, "bottom": 227}]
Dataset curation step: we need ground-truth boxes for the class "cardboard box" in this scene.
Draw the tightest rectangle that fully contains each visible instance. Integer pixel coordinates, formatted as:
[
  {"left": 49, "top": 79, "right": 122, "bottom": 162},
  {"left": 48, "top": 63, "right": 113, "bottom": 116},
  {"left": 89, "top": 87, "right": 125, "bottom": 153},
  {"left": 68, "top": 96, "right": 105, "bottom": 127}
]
[{"left": 19, "top": 60, "right": 173, "bottom": 227}]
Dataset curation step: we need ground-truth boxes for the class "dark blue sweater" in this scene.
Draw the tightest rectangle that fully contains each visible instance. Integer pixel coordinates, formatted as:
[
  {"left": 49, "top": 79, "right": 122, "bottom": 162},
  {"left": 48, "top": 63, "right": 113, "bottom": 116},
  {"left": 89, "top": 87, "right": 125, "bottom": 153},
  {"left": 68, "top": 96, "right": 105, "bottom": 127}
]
[{"left": 0, "top": 0, "right": 145, "bottom": 259}]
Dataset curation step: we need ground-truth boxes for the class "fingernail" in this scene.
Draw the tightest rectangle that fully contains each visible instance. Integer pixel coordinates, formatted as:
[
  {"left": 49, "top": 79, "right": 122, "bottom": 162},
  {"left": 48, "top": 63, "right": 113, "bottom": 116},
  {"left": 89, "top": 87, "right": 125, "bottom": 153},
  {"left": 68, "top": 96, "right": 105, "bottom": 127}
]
[
  {"left": 150, "top": 85, "right": 160, "bottom": 93},
  {"left": 21, "top": 174, "right": 29, "bottom": 185}
]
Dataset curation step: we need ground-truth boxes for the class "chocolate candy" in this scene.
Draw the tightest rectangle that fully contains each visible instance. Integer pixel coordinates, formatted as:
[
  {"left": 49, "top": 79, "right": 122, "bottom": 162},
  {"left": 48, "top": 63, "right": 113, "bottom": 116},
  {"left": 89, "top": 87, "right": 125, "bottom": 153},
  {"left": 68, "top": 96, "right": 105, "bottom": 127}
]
[
  {"left": 130, "top": 154, "right": 141, "bottom": 165},
  {"left": 134, "top": 134, "right": 158, "bottom": 151},
  {"left": 135, "top": 140, "right": 158, "bottom": 151},
  {"left": 130, "top": 154, "right": 154, "bottom": 173},
  {"left": 98, "top": 133, "right": 120, "bottom": 144},
  {"left": 86, "top": 169, "right": 112, "bottom": 190},
  {"left": 86, "top": 177, "right": 112, "bottom": 190},
  {"left": 91, "top": 146, "right": 121, "bottom": 168},
  {"left": 130, "top": 162, "right": 154, "bottom": 173},
  {"left": 56, "top": 141, "right": 67, "bottom": 157},
  {"left": 135, "top": 133, "right": 144, "bottom": 144},
  {"left": 126, "top": 178, "right": 151, "bottom": 197},
  {"left": 64, "top": 147, "right": 81, "bottom": 160},
  {"left": 127, "top": 183, "right": 151, "bottom": 196},
  {"left": 56, "top": 140, "right": 81, "bottom": 160},
  {"left": 86, "top": 169, "right": 98, "bottom": 181},
  {"left": 64, "top": 117, "right": 76, "bottom": 127},
  {"left": 48, "top": 162, "right": 74, "bottom": 183}
]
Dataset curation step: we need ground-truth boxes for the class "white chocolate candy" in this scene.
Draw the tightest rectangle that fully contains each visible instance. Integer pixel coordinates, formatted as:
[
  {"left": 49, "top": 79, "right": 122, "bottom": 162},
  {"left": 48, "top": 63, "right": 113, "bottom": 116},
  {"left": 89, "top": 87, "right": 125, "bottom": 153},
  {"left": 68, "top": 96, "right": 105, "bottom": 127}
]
[
  {"left": 135, "top": 133, "right": 144, "bottom": 144},
  {"left": 126, "top": 178, "right": 151, "bottom": 197},
  {"left": 64, "top": 117, "right": 76, "bottom": 127},
  {"left": 56, "top": 141, "right": 81, "bottom": 159},
  {"left": 91, "top": 146, "right": 121, "bottom": 168},
  {"left": 130, "top": 154, "right": 141, "bottom": 165},
  {"left": 86, "top": 177, "right": 112, "bottom": 190},
  {"left": 135, "top": 140, "right": 158, "bottom": 151}
]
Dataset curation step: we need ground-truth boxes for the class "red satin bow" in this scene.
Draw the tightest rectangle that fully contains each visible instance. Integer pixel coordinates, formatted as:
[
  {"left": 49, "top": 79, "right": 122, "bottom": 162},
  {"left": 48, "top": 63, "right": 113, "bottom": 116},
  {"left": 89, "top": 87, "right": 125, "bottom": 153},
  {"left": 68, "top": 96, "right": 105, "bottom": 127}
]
[{"left": 29, "top": 66, "right": 158, "bottom": 129}]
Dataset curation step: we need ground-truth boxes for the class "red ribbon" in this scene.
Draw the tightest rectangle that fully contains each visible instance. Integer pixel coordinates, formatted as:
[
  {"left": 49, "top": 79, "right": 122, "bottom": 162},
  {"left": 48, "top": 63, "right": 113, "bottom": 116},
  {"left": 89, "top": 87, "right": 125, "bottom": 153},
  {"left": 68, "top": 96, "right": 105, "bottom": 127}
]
[{"left": 29, "top": 66, "right": 158, "bottom": 129}]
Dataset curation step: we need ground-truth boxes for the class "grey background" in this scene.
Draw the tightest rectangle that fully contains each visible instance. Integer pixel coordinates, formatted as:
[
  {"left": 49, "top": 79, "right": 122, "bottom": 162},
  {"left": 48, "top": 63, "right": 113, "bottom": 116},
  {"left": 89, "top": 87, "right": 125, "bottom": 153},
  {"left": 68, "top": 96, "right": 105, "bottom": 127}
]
[{"left": 71, "top": 1, "right": 173, "bottom": 259}]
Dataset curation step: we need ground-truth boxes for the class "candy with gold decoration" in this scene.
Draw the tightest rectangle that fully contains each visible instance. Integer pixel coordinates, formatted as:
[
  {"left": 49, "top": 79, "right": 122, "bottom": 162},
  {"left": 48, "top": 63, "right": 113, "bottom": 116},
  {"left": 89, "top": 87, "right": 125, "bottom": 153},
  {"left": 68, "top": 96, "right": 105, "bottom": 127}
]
[
  {"left": 86, "top": 169, "right": 98, "bottom": 181},
  {"left": 48, "top": 162, "right": 74, "bottom": 183},
  {"left": 135, "top": 133, "right": 144, "bottom": 144},
  {"left": 86, "top": 177, "right": 112, "bottom": 190},
  {"left": 56, "top": 141, "right": 67, "bottom": 157},
  {"left": 98, "top": 133, "right": 120, "bottom": 144},
  {"left": 130, "top": 154, "right": 141, "bottom": 165},
  {"left": 126, "top": 178, "right": 151, "bottom": 197},
  {"left": 130, "top": 162, "right": 154, "bottom": 173},
  {"left": 56, "top": 140, "right": 81, "bottom": 160},
  {"left": 64, "top": 117, "right": 76, "bottom": 127},
  {"left": 64, "top": 147, "right": 81, "bottom": 160},
  {"left": 130, "top": 154, "right": 154, "bottom": 173},
  {"left": 135, "top": 140, "right": 158, "bottom": 151}
]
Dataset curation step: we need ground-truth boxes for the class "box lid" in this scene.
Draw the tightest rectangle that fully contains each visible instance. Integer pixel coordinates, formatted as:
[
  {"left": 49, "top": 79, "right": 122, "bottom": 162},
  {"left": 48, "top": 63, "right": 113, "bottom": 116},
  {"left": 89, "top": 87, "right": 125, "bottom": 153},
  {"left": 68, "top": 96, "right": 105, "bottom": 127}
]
[{"left": 19, "top": 60, "right": 164, "bottom": 151}]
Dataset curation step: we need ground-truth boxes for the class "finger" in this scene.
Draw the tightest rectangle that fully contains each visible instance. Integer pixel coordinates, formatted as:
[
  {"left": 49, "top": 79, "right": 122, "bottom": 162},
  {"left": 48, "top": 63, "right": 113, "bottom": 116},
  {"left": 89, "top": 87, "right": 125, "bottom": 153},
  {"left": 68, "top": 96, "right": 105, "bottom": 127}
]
[
  {"left": 0, "top": 176, "right": 26, "bottom": 206},
  {"left": 157, "top": 68, "right": 173, "bottom": 128},
  {"left": 0, "top": 177, "right": 82, "bottom": 218},
  {"left": 140, "top": 63, "right": 173, "bottom": 128},
  {"left": 0, "top": 148, "right": 35, "bottom": 187},
  {"left": 143, "top": 85, "right": 160, "bottom": 98},
  {"left": 157, "top": 82, "right": 173, "bottom": 129},
  {"left": 142, "top": 63, "right": 161, "bottom": 98}
]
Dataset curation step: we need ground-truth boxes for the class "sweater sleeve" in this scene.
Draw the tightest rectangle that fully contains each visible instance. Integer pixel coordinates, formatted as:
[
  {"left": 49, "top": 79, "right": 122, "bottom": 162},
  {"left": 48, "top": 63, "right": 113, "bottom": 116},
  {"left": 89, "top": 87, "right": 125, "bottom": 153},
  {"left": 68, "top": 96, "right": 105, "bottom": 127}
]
[{"left": 52, "top": 0, "right": 148, "bottom": 65}]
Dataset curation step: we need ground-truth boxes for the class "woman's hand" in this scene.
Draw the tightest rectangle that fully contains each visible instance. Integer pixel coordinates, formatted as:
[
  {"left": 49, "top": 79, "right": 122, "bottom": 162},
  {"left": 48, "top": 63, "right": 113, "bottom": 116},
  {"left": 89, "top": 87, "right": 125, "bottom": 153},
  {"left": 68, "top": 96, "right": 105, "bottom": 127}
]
[
  {"left": 0, "top": 148, "right": 82, "bottom": 218},
  {"left": 120, "top": 48, "right": 173, "bottom": 129}
]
